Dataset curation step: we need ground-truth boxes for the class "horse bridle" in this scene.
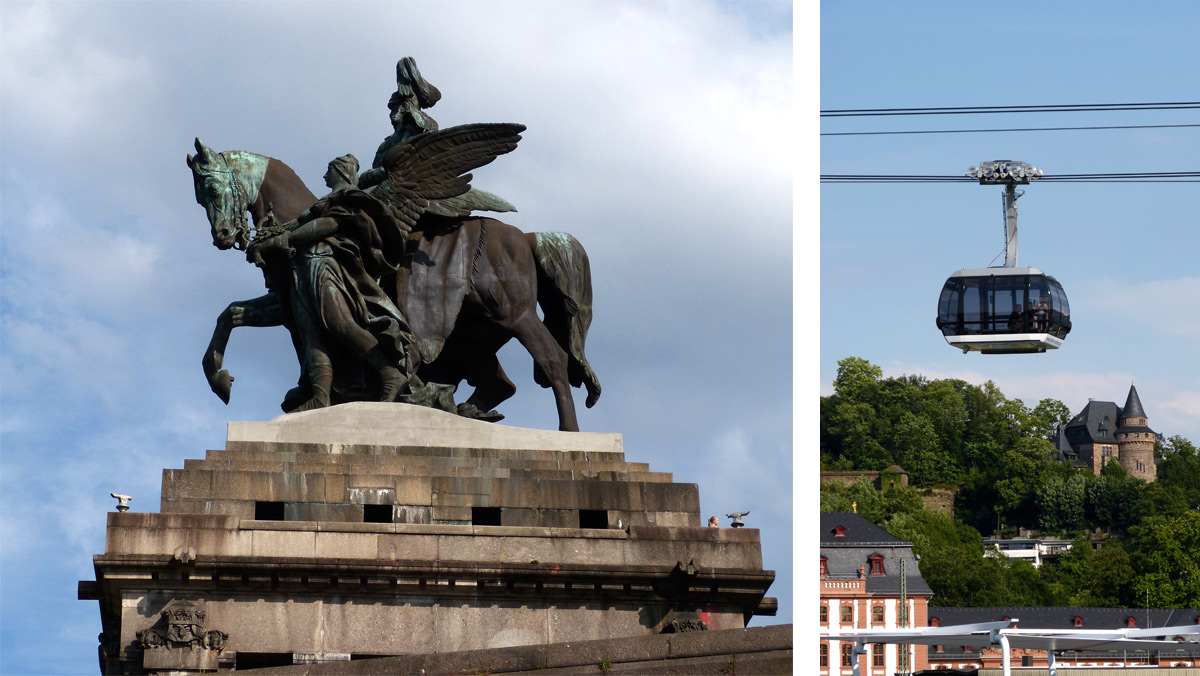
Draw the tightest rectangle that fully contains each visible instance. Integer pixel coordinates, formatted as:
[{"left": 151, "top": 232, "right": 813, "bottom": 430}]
[{"left": 210, "top": 153, "right": 252, "bottom": 250}]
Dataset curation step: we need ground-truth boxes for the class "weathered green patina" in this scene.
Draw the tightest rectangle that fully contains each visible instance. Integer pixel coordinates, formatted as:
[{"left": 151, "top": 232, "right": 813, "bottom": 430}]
[{"left": 187, "top": 58, "right": 601, "bottom": 430}]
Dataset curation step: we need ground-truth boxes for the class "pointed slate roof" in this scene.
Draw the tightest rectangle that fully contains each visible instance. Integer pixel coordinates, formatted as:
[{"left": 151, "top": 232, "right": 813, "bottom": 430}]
[{"left": 1122, "top": 384, "right": 1147, "bottom": 420}]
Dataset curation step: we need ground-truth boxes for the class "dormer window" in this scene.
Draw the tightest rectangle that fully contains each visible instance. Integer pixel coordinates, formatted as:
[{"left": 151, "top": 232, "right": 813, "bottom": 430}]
[
  {"left": 868, "top": 554, "right": 885, "bottom": 575},
  {"left": 930, "top": 617, "right": 940, "bottom": 627},
  {"left": 1073, "top": 616, "right": 1083, "bottom": 627},
  {"left": 1127, "top": 617, "right": 1137, "bottom": 627},
  {"left": 820, "top": 556, "right": 828, "bottom": 576},
  {"left": 834, "top": 526, "right": 846, "bottom": 537}
]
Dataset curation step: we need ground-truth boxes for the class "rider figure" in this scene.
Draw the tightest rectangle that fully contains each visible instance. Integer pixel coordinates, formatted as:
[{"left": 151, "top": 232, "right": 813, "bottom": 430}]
[{"left": 359, "top": 57, "right": 441, "bottom": 189}]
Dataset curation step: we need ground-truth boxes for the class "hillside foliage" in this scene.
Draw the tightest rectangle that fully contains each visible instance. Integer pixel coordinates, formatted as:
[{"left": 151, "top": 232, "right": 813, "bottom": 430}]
[{"left": 820, "top": 356, "right": 1200, "bottom": 608}]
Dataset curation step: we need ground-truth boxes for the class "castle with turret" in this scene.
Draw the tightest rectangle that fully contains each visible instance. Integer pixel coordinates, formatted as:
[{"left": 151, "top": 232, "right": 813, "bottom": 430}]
[{"left": 1053, "top": 384, "right": 1160, "bottom": 481}]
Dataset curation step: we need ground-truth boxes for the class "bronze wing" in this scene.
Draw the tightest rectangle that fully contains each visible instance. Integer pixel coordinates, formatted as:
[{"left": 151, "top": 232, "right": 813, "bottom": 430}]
[{"left": 368, "top": 122, "right": 526, "bottom": 229}]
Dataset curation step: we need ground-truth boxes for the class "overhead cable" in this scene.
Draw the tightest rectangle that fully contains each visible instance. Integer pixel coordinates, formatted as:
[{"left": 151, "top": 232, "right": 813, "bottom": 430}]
[
  {"left": 821, "top": 101, "right": 1200, "bottom": 117},
  {"left": 820, "top": 172, "right": 1200, "bottom": 184},
  {"left": 821, "top": 123, "right": 1200, "bottom": 136}
]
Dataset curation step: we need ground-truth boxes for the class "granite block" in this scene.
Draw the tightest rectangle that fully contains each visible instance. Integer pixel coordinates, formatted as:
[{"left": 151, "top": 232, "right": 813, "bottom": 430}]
[{"left": 315, "top": 531, "right": 379, "bottom": 559}]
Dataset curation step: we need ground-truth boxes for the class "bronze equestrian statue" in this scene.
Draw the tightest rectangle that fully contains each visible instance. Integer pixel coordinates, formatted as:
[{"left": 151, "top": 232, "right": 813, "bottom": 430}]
[{"left": 188, "top": 62, "right": 600, "bottom": 431}]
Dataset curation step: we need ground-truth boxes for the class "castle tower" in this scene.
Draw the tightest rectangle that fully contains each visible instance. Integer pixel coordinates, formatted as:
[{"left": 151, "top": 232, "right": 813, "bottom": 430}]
[{"left": 1115, "top": 384, "right": 1157, "bottom": 481}]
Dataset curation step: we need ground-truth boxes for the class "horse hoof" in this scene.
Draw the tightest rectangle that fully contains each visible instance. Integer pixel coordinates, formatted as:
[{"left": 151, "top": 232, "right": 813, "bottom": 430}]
[{"left": 457, "top": 403, "right": 505, "bottom": 423}]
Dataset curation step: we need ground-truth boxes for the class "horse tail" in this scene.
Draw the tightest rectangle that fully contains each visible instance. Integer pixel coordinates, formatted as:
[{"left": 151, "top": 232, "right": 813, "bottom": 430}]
[{"left": 532, "top": 231, "right": 601, "bottom": 408}]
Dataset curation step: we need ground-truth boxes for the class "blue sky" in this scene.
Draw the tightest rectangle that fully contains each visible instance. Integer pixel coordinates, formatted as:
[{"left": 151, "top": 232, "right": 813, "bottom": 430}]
[
  {"left": 0, "top": 2, "right": 792, "bottom": 673},
  {"left": 820, "top": 4, "right": 1200, "bottom": 446}
]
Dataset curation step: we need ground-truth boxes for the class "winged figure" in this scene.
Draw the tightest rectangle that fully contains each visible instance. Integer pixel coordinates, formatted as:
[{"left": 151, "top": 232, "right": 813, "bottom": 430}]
[
  {"left": 191, "top": 122, "right": 599, "bottom": 429},
  {"left": 244, "top": 123, "right": 525, "bottom": 412}
]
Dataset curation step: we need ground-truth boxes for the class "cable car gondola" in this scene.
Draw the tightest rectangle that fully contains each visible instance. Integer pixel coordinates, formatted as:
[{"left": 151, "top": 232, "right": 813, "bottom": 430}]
[
  {"left": 936, "top": 161, "right": 1072, "bottom": 354},
  {"left": 937, "top": 266, "right": 1071, "bottom": 354}
]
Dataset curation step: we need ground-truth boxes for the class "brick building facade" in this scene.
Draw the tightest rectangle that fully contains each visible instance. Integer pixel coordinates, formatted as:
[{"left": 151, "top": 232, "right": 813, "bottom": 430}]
[
  {"left": 1055, "top": 384, "right": 1160, "bottom": 481},
  {"left": 819, "top": 512, "right": 932, "bottom": 674}
]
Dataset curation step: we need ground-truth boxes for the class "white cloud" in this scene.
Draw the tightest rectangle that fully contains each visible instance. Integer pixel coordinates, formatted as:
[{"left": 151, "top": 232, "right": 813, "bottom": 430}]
[
  {"left": 694, "top": 426, "right": 791, "bottom": 524},
  {"left": 1080, "top": 276, "right": 1200, "bottom": 340},
  {"left": 0, "top": 4, "right": 794, "bottom": 671},
  {"left": 0, "top": 3, "right": 153, "bottom": 139}
]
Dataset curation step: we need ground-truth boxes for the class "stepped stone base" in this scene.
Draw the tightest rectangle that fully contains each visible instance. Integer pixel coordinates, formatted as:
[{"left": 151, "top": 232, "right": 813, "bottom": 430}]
[{"left": 80, "top": 404, "right": 776, "bottom": 675}]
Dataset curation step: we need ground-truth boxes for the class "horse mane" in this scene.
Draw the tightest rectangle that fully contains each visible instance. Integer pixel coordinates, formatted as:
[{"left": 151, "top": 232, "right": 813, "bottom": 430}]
[{"left": 240, "top": 152, "right": 318, "bottom": 222}]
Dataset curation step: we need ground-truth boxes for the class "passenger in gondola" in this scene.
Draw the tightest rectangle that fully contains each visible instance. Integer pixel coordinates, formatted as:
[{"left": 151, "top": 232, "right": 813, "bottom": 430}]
[
  {"left": 1034, "top": 296, "right": 1050, "bottom": 332},
  {"left": 1007, "top": 304, "right": 1025, "bottom": 332}
]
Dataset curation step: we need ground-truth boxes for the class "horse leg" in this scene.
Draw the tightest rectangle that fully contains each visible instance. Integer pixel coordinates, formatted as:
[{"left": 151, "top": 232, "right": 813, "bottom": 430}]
[
  {"left": 465, "top": 354, "right": 516, "bottom": 412},
  {"left": 507, "top": 310, "right": 579, "bottom": 432},
  {"left": 203, "top": 292, "right": 287, "bottom": 403},
  {"left": 457, "top": 353, "right": 516, "bottom": 422}
]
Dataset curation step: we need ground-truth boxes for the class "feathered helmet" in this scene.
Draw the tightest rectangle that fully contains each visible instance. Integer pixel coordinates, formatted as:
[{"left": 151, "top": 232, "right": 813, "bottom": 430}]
[{"left": 389, "top": 56, "right": 441, "bottom": 111}]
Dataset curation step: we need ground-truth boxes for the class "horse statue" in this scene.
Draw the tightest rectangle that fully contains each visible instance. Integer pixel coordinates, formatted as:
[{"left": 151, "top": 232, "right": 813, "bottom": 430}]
[{"left": 186, "top": 124, "right": 600, "bottom": 431}]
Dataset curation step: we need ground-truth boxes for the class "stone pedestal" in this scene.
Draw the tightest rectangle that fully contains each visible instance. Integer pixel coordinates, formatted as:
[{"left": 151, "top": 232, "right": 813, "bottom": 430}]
[{"left": 80, "top": 404, "right": 776, "bottom": 674}]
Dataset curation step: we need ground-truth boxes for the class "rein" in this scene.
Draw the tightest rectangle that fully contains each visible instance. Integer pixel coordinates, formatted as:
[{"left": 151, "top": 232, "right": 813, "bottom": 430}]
[{"left": 215, "top": 152, "right": 252, "bottom": 250}]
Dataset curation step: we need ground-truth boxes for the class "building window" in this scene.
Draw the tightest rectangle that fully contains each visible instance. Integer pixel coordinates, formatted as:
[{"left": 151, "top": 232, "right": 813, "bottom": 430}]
[
  {"left": 841, "top": 644, "right": 853, "bottom": 667},
  {"left": 820, "top": 605, "right": 828, "bottom": 624},
  {"left": 834, "top": 526, "right": 847, "bottom": 537},
  {"left": 821, "top": 556, "right": 828, "bottom": 576},
  {"left": 934, "top": 644, "right": 945, "bottom": 653},
  {"left": 872, "top": 605, "right": 884, "bottom": 623},
  {"left": 820, "top": 643, "right": 828, "bottom": 667},
  {"left": 1127, "top": 616, "right": 1137, "bottom": 627},
  {"left": 869, "top": 554, "right": 885, "bottom": 575},
  {"left": 841, "top": 605, "right": 853, "bottom": 623},
  {"left": 1073, "top": 616, "right": 1083, "bottom": 627},
  {"left": 872, "top": 643, "right": 884, "bottom": 667}
]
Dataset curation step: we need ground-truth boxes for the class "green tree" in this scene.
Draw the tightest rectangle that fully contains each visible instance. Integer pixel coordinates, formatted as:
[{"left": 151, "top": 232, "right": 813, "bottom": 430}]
[
  {"left": 1127, "top": 512, "right": 1200, "bottom": 607},
  {"left": 1036, "top": 473, "right": 1087, "bottom": 532},
  {"left": 992, "top": 437, "right": 1057, "bottom": 526},
  {"left": 833, "top": 356, "right": 883, "bottom": 403},
  {"left": 1040, "top": 534, "right": 1095, "bottom": 604},
  {"left": 1156, "top": 435, "right": 1200, "bottom": 510},
  {"left": 888, "top": 412, "right": 953, "bottom": 486},
  {"left": 922, "top": 546, "right": 1008, "bottom": 607},
  {"left": 885, "top": 507, "right": 982, "bottom": 558},
  {"left": 915, "top": 379, "right": 968, "bottom": 472},
  {"left": 819, "top": 478, "right": 923, "bottom": 526},
  {"left": 1087, "top": 543, "right": 1135, "bottom": 606},
  {"left": 1086, "top": 461, "right": 1144, "bottom": 533},
  {"left": 1029, "top": 398, "right": 1072, "bottom": 441},
  {"left": 827, "top": 401, "right": 890, "bottom": 469}
]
